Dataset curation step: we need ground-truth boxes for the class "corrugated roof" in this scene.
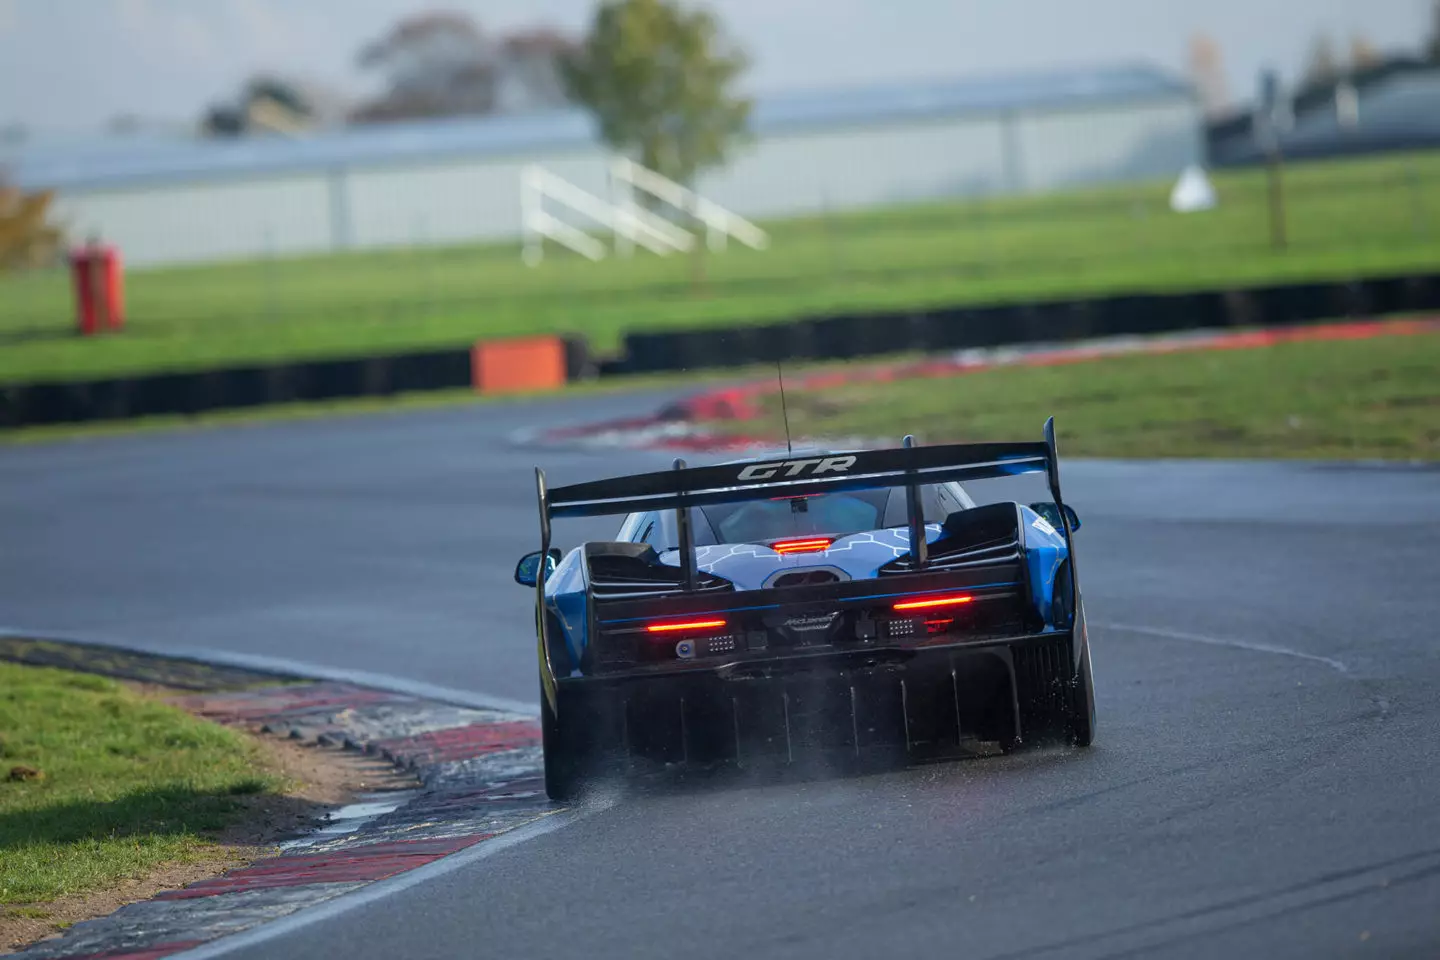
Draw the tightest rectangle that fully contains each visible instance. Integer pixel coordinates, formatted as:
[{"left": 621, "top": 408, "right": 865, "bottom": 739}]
[{"left": 9, "top": 62, "right": 1190, "bottom": 192}]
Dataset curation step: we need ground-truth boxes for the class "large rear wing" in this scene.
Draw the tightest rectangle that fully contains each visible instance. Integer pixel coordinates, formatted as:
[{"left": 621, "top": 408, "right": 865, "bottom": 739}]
[{"left": 534, "top": 417, "right": 1074, "bottom": 590}]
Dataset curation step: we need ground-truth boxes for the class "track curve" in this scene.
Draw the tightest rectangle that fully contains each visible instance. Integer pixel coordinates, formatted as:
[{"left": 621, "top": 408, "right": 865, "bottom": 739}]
[{"left": 3, "top": 398, "right": 1438, "bottom": 960}]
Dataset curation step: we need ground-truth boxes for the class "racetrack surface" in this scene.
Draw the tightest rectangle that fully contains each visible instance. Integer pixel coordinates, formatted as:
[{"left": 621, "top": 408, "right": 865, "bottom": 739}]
[{"left": 3, "top": 396, "right": 1438, "bottom": 959}]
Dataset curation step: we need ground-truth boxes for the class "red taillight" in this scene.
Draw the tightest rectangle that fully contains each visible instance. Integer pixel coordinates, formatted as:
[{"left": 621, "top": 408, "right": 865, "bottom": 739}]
[
  {"left": 771, "top": 537, "right": 833, "bottom": 555},
  {"left": 894, "top": 594, "right": 974, "bottom": 612},
  {"left": 645, "top": 618, "right": 728, "bottom": 634}
]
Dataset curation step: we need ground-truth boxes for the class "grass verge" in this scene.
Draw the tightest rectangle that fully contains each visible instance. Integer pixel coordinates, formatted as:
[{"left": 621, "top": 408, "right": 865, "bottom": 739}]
[
  {"left": 1, "top": 150, "right": 1439, "bottom": 383},
  {"left": 0, "top": 661, "right": 282, "bottom": 907},
  {"left": 0, "top": 356, "right": 874, "bottom": 446},
  {"left": 727, "top": 331, "right": 1440, "bottom": 460}
]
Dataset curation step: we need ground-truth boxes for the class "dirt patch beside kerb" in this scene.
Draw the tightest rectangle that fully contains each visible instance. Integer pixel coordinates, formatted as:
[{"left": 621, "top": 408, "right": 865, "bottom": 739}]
[{"left": 1, "top": 682, "right": 418, "bottom": 955}]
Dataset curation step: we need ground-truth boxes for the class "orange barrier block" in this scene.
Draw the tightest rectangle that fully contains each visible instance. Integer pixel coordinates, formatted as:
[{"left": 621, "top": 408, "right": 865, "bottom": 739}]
[{"left": 472, "top": 336, "right": 568, "bottom": 394}]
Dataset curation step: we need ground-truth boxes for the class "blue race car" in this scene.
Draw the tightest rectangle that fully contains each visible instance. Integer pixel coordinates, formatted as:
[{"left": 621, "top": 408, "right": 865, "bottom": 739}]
[{"left": 515, "top": 420, "right": 1095, "bottom": 800}]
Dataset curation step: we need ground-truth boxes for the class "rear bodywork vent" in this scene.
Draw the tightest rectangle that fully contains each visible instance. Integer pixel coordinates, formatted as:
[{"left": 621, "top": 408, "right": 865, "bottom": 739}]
[
  {"left": 881, "top": 502, "right": 1024, "bottom": 575},
  {"left": 586, "top": 542, "right": 734, "bottom": 600},
  {"left": 771, "top": 570, "right": 843, "bottom": 589}
]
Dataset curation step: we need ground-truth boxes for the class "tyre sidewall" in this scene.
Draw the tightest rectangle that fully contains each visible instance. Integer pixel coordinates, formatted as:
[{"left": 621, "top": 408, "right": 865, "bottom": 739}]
[
  {"left": 1070, "top": 630, "right": 1096, "bottom": 747},
  {"left": 541, "top": 679, "right": 583, "bottom": 801}
]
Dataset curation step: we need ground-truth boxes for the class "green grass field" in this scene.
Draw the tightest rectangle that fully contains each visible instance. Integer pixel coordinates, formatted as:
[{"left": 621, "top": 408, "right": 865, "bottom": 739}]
[
  {"left": 730, "top": 332, "right": 1440, "bottom": 460},
  {"left": 0, "top": 662, "right": 280, "bottom": 906},
  {"left": 2, "top": 150, "right": 1439, "bottom": 385}
]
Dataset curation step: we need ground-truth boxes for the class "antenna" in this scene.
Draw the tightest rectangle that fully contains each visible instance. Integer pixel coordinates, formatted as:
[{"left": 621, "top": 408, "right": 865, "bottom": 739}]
[{"left": 776, "top": 360, "right": 794, "bottom": 455}]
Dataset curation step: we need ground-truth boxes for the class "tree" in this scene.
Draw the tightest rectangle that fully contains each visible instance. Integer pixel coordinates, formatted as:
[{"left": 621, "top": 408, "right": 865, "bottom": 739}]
[
  {"left": 244, "top": 75, "right": 315, "bottom": 120},
  {"left": 353, "top": 11, "right": 578, "bottom": 123},
  {"left": 356, "top": 12, "right": 498, "bottom": 121},
  {"left": 498, "top": 29, "right": 581, "bottom": 113},
  {"left": 562, "top": 0, "right": 752, "bottom": 189},
  {"left": 1349, "top": 33, "right": 1381, "bottom": 71},
  {"left": 0, "top": 176, "right": 65, "bottom": 272},
  {"left": 201, "top": 74, "right": 347, "bottom": 138}
]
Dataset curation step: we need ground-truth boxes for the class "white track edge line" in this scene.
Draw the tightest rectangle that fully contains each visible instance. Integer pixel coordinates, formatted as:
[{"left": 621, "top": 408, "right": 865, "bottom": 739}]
[
  {"left": 168, "top": 807, "right": 590, "bottom": 960},
  {"left": 1096, "top": 621, "right": 1349, "bottom": 673}
]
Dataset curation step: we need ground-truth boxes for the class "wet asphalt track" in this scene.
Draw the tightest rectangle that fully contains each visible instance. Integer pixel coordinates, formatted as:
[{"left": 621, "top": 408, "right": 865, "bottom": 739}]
[{"left": 3, "top": 394, "right": 1439, "bottom": 960}]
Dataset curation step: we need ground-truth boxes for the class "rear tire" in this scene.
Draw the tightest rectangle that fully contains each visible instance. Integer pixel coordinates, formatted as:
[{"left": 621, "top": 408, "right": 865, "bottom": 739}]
[{"left": 540, "top": 680, "right": 584, "bottom": 802}]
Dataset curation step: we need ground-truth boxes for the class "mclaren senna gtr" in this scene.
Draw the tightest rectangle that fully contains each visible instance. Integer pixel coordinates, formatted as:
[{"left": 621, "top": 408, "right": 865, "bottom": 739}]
[{"left": 515, "top": 419, "right": 1096, "bottom": 800}]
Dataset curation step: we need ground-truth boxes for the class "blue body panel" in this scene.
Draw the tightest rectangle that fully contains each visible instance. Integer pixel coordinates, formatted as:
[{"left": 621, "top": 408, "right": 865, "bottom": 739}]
[
  {"left": 545, "top": 550, "right": 589, "bottom": 668},
  {"left": 1018, "top": 505, "right": 1068, "bottom": 627},
  {"left": 542, "top": 507, "right": 1070, "bottom": 678}
]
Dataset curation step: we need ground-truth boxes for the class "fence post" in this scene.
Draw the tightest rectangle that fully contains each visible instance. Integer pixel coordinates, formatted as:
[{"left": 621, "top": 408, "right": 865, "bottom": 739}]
[
  {"left": 413, "top": 214, "right": 433, "bottom": 318},
  {"left": 1410, "top": 164, "right": 1428, "bottom": 239},
  {"left": 521, "top": 166, "right": 543, "bottom": 267},
  {"left": 820, "top": 185, "right": 842, "bottom": 281},
  {"left": 609, "top": 158, "right": 636, "bottom": 259},
  {"left": 1265, "top": 149, "right": 1288, "bottom": 252},
  {"left": 327, "top": 166, "right": 352, "bottom": 253},
  {"left": 263, "top": 226, "right": 279, "bottom": 323},
  {"left": 1000, "top": 111, "right": 1025, "bottom": 195}
]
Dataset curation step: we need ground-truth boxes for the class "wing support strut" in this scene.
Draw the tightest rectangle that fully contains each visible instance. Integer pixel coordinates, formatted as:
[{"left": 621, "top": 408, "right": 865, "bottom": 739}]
[
  {"left": 902, "top": 434, "right": 928, "bottom": 571},
  {"left": 673, "top": 457, "right": 698, "bottom": 591}
]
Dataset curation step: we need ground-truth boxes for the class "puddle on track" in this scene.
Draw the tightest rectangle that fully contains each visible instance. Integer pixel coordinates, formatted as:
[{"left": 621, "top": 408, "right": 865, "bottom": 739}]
[{"left": 279, "top": 791, "right": 420, "bottom": 850}]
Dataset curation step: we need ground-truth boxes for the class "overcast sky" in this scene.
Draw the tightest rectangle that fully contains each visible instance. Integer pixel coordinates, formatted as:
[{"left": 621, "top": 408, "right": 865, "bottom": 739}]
[{"left": 0, "top": 0, "right": 1431, "bottom": 134}]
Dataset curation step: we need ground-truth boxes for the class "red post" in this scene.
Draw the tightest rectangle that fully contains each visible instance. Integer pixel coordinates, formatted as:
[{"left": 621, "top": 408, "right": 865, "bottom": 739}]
[
  {"left": 68, "top": 241, "right": 126, "bottom": 336},
  {"left": 69, "top": 245, "right": 99, "bottom": 337},
  {"left": 97, "top": 245, "right": 126, "bottom": 331}
]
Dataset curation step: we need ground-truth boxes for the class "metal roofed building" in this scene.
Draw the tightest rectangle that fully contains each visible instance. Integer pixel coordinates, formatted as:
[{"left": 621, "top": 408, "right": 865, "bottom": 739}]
[
  {"left": 10, "top": 62, "right": 1201, "bottom": 267},
  {"left": 1207, "top": 59, "right": 1440, "bottom": 166}
]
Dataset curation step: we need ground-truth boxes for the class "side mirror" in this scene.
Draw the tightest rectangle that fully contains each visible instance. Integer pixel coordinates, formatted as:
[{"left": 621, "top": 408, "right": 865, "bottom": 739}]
[
  {"left": 515, "top": 549, "right": 560, "bottom": 587},
  {"left": 1029, "top": 501, "right": 1081, "bottom": 533}
]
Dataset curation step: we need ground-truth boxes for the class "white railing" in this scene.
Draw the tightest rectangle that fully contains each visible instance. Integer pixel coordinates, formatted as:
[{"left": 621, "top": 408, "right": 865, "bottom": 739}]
[
  {"left": 521, "top": 165, "right": 694, "bottom": 266},
  {"left": 519, "top": 160, "right": 768, "bottom": 266},
  {"left": 609, "top": 157, "right": 769, "bottom": 256}
]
